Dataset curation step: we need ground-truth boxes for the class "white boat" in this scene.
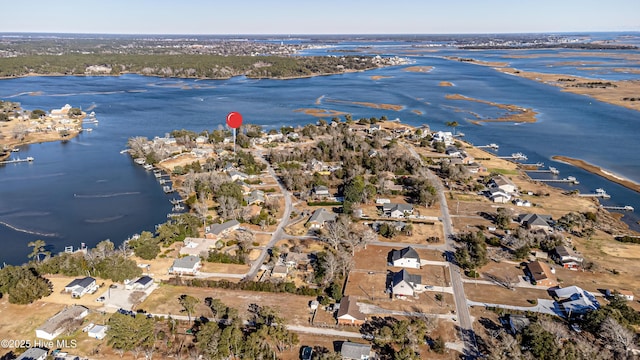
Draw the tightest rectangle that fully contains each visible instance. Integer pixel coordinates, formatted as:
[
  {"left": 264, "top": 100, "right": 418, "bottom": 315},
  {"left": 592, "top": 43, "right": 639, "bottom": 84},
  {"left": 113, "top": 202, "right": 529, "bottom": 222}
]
[
  {"left": 134, "top": 158, "right": 146, "bottom": 165},
  {"left": 143, "top": 164, "right": 153, "bottom": 171},
  {"left": 11, "top": 148, "right": 19, "bottom": 152},
  {"left": 26, "top": 156, "right": 34, "bottom": 162}
]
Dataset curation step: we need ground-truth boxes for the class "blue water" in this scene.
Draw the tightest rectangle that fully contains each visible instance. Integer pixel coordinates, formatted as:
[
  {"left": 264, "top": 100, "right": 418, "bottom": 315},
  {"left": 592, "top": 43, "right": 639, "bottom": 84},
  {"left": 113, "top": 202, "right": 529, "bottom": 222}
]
[{"left": 1, "top": 44, "right": 639, "bottom": 265}]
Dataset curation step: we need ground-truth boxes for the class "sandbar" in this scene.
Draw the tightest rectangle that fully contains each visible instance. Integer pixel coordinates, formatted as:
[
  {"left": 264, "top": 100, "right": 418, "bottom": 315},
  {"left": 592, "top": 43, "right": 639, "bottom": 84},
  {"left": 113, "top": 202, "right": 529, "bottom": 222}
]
[
  {"left": 402, "top": 66, "right": 434, "bottom": 73},
  {"left": 552, "top": 155, "right": 640, "bottom": 194},
  {"left": 324, "top": 99, "right": 404, "bottom": 111},
  {"left": 444, "top": 94, "right": 537, "bottom": 124},
  {"left": 293, "top": 108, "right": 346, "bottom": 117},
  {"left": 439, "top": 81, "right": 454, "bottom": 87},
  {"left": 370, "top": 75, "right": 393, "bottom": 80}
]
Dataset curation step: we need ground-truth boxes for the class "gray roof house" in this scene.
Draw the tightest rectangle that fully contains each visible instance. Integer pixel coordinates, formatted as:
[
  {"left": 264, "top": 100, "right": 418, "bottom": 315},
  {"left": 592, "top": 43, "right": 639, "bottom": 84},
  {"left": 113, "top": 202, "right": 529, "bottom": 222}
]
[
  {"left": 518, "top": 213, "right": 553, "bottom": 231},
  {"left": 36, "top": 305, "right": 89, "bottom": 341},
  {"left": 64, "top": 277, "right": 98, "bottom": 298},
  {"left": 389, "top": 247, "right": 421, "bottom": 269},
  {"left": 392, "top": 269, "right": 422, "bottom": 297},
  {"left": 206, "top": 219, "right": 240, "bottom": 238},
  {"left": 382, "top": 203, "right": 414, "bottom": 218},
  {"left": 244, "top": 189, "right": 265, "bottom": 205},
  {"left": 307, "top": 208, "right": 338, "bottom": 229},
  {"left": 169, "top": 255, "right": 201, "bottom": 275},
  {"left": 126, "top": 275, "right": 154, "bottom": 290},
  {"left": 341, "top": 342, "right": 373, "bottom": 360},
  {"left": 16, "top": 347, "right": 48, "bottom": 360}
]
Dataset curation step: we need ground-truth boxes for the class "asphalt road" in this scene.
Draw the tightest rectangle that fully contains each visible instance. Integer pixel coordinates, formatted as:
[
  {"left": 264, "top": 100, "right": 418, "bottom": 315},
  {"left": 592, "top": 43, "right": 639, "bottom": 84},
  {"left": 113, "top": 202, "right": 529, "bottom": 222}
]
[
  {"left": 405, "top": 143, "right": 478, "bottom": 359},
  {"left": 244, "top": 150, "right": 293, "bottom": 280}
]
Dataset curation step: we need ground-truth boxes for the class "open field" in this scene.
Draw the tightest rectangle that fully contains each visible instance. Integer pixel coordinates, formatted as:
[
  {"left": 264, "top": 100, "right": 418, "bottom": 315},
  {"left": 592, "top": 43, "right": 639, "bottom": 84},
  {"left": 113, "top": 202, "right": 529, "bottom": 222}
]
[{"left": 465, "top": 283, "right": 551, "bottom": 307}]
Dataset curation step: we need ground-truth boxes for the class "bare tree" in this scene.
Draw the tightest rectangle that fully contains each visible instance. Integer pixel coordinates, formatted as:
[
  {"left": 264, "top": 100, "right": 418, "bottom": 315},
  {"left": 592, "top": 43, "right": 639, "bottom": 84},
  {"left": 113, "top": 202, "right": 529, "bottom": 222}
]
[
  {"left": 599, "top": 316, "right": 636, "bottom": 357},
  {"left": 217, "top": 195, "right": 240, "bottom": 220},
  {"left": 323, "top": 218, "right": 349, "bottom": 250}
]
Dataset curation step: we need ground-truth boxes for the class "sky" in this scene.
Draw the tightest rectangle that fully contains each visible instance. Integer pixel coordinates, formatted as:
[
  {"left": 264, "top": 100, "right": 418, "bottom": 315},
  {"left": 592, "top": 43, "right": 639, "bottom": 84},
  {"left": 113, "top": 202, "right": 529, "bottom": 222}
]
[{"left": 2, "top": 0, "right": 639, "bottom": 35}]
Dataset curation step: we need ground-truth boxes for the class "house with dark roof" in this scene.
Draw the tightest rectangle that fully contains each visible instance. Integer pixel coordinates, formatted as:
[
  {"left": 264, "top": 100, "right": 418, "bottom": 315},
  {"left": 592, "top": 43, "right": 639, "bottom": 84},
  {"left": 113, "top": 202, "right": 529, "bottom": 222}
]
[
  {"left": 550, "top": 246, "right": 583, "bottom": 270},
  {"left": 392, "top": 269, "right": 422, "bottom": 297},
  {"left": 488, "top": 187, "right": 511, "bottom": 204},
  {"left": 169, "top": 255, "right": 201, "bottom": 275},
  {"left": 518, "top": 213, "right": 553, "bottom": 231},
  {"left": 336, "top": 296, "right": 366, "bottom": 326},
  {"left": 126, "top": 275, "right": 154, "bottom": 290},
  {"left": 306, "top": 208, "right": 338, "bottom": 229},
  {"left": 64, "top": 277, "right": 98, "bottom": 298},
  {"left": 525, "top": 261, "right": 557, "bottom": 287},
  {"left": 244, "top": 189, "right": 265, "bottom": 205},
  {"left": 389, "top": 247, "right": 421, "bottom": 269},
  {"left": 36, "top": 305, "right": 89, "bottom": 340},
  {"left": 341, "top": 342, "right": 373, "bottom": 360}
]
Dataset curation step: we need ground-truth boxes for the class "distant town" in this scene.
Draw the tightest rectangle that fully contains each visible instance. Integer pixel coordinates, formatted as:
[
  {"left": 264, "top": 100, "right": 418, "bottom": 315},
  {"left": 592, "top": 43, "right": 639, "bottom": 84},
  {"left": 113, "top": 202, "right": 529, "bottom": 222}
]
[{"left": 1, "top": 109, "right": 639, "bottom": 359}]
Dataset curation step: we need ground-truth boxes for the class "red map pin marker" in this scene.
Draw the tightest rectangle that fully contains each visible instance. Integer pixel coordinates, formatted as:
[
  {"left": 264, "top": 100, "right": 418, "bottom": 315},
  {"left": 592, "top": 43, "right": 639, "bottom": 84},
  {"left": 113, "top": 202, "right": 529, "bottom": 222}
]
[{"left": 226, "top": 111, "right": 243, "bottom": 129}]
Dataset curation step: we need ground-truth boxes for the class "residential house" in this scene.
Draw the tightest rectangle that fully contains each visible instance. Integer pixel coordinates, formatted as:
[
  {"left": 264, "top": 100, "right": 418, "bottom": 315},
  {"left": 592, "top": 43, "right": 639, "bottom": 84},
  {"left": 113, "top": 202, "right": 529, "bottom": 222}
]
[
  {"left": 392, "top": 269, "right": 422, "bottom": 297},
  {"left": 244, "top": 189, "right": 265, "bottom": 205},
  {"left": 445, "top": 146, "right": 462, "bottom": 158},
  {"left": 341, "top": 342, "right": 373, "bottom": 360},
  {"left": 389, "top": 247, "right": 421, "bottom": 269},
  {"left": 518, "top": 214, "right": 553, "bottom": 231},
  {"left": 125, "top": 276, "right": 154, "bottom": 290},
  {"left": 369, "top": 123, "right": 382, "bottom": 132},
  {"left": 550, "top": 246, "right": 583, "bottom": 270},
  {"left": 271, "top": 264, "right": 288, "bottom": 279},
  {"left": 336, "top": 296, "right": 366, "bottom": 326},
  {"left": 506, "top": 314, "right": 530, "bottom": 334},
  {"left": 382, "top": 203, "right": 414, "bottom": 218},
  {"left": 525, "top": 261, "right": 557, "bottom": 287},
  {"left": 489, "top": 175, "right": 517, "bottom": 194},
  {"left": 312, "top": 185, "right": 330, "bottom": 198},
  {"left": 465, "top": 162, "right": 486, "bottom": 174},
  {"left": 169, "top": 255, "right": 201, "bottom": 275},
  {"left": 284, "top": 252, "right": 310, "bottom": 269},
  {"left": 64, "top": 277, "right": 98, "bottom": 298},
  {"left": 228, "top": 170, "right": 249, "bottom": 182},
  {"left": 36, "top": 305, "right": 89, "bottom": 340},
  {"left": 307, "top": 208, "right": 338, "bottom": 229},
  {"left": 488, "top": 188, "right": 511, "bottom": 204},
  {"left": 88, "top": 325, "right": 108, "bottom": 340},
  {"left": 16, "top": 348, "right": 49, "bottom": 360},
  {"left": 554, "top": 286, "right": 599, "bottom": 316},
  {"left": 308, "top": 159, "right": 324, "bottom": 172},
  {"left": 432, "top": 131, "right": 453, "bottom": 145},
  {"left": 205, "top": 219, "right": 241, "bottom": 239}
]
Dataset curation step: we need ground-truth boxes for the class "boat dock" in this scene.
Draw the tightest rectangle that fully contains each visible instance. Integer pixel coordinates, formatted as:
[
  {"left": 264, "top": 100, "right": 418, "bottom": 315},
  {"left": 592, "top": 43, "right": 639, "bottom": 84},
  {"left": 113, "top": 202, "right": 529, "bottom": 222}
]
[
  {"left": 478, "top": 143, "right": 499, "bottom": 150},
  {"left": 526, "top": 166, "right": 560, "bottom": 175},
  {"left": 163, "top": 185, "right": 175, "bottom": 193},
  {"left": 0, "top": 156, "right": 34, "bottom": 165},
  {"left": 602, "top": 205, "right": 634, "bottom": 212},
  {"left": 520, "top": 162, "right": 544, "bottom": 168},
  {"left": 533, "top": 176, "right": 580, "bottom": 184},
  {"left": 498, "top": 152, "right": 528, "bottom": 161},
  {"left": 578, "top": 188, "right": 611, "bottom": 199}
]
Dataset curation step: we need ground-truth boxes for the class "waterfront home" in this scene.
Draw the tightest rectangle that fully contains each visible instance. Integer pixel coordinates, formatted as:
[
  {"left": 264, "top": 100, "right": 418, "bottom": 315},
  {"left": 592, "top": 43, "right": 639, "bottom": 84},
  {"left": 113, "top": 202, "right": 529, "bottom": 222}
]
[
  {"left": 550, "top": 246, "right": 583, "bottom": 270},
  {"left": 36, "top": 305, "right": 89, "bottom": 340},
  {"left": 432, "top": 131, "right": 453, "bottom": 145},
  {"left": 306, "top": 208, "right": 338, "bottom": 229},
  {"left": 336, "top": 296, "right": 366, "bottom": 326},
  {"left": 341, "top": 342, "right": 373, "bottom": 360},
  {"left": 525, "top": 261, "right": 557, "bottom": 287},
  {"left": 382, "top": 203, "right": 414, "bottom": 218},
  {"left": 518, "top": 213, "right": 553, "bottom": 231},
  {"left": 389, "top": 247, "right": 421, "bottom": 269},
  {"left": 169, "top": 255, "right": 201, "bottom": 275},
  {"left": 489, "top": 175, "right": 517, "bottom": 194},
  {"left": 64, "top": 277, "right": 98, "bottom": 298},
  {"left": 392, "top": 269, "right": 422, "bottom": 297},
  {"left": 205, "top": 219, "right": 241, "bottom": 239}
]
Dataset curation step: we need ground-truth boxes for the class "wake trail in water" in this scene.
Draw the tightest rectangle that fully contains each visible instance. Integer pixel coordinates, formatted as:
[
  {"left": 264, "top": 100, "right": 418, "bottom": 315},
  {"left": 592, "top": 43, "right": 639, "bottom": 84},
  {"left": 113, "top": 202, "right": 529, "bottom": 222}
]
[
  {"left": 0, "top": 220, "right": 58, "bottom": 237},
  {"left": 84, "top": 214, "right": 125, "bottom": 223},
  {"left": 0, "top": 172, "right": 65, "bottom": 183},
  {"left": 74, "top": 191, "right": 140, "bottom": 198},
  {"left": 47, "top": 90, "right": 127, "bottom": 96}
]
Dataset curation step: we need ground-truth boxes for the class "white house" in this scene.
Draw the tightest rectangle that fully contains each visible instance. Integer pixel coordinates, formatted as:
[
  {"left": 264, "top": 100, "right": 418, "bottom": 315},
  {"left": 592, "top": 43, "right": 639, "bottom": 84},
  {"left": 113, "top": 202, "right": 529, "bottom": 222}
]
[
  {"left": 169, "top": 255, "right": 201, "bottom": 275},
  {"left": 382, "top": 203, "right": 414, "bottom": 218},
  {"left": 432, "top": 131, "right": 453, "bottom": 145},
  {"left": 489, "top": 175, "right": 517, "bottom": 194},
  {"left": 36, "top": 305, "right": 89, "bottom": 340},
  {"left": 64, "top": 277, "right": 98, "bottom": 298},
  {"left": 341, "top": 342, "right": 373, "bottom": 360},
  {"left": 125, "top": 275, "right": 154, "bottom": 290},
  {"left": 88, "top": 325, "right": 108, "bottom": 340},
  {"left": 306, "top": 208, "right": 337, "bottom": 229},
  {"left": 488, "top": 188, "right": 511, "bottom": 203},
  {"left": 392, "top": 269, "right": 422, "bottom": 297},
  {"left": 312, "top": 185, "right": 330, "bottom": 197},
  {"left": 389, "top": 247, "right": 421, "bottom": 269}
]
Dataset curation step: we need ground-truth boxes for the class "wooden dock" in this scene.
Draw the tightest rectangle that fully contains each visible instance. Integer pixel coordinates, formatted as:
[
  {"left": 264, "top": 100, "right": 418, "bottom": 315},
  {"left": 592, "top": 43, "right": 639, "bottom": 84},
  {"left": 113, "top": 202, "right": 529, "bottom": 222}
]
[
  {"left": 0, "top": 156, "right": 34, "bottom": 165},
  {"left": 533, "top": 176, "right": 580, "bottom": 184},
  {"left": 602, "top": 205, "right": 634, "bottom": 212},
  {"left": 578, "top": 188, "right": 611, "bottom": 199},
  {"left": 526, "top": 167, "right": 560, "bottom": 175}
]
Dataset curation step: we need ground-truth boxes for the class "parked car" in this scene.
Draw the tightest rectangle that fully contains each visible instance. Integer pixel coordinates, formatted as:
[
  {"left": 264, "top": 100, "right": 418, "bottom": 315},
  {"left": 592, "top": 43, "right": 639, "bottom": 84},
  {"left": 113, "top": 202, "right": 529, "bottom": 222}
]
[
  {"left": 300, "top": 346, "right": 313, "bottom": 360},
  {"left": 96, "top": 296, "right": 105, "bottom": 302}
]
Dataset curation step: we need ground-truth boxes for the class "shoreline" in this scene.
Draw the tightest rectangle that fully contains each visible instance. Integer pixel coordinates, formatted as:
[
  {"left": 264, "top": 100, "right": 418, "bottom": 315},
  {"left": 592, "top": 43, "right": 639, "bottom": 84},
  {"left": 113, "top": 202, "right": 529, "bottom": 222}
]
[{"left": 552, "top": 155, "right": 640, "bottom": 194}]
